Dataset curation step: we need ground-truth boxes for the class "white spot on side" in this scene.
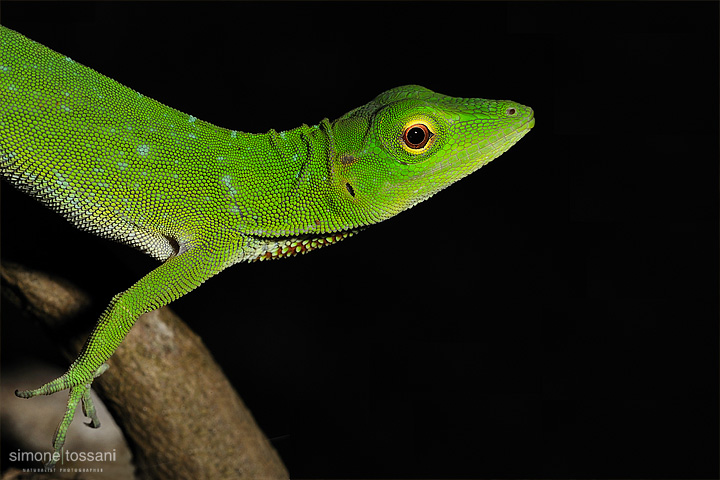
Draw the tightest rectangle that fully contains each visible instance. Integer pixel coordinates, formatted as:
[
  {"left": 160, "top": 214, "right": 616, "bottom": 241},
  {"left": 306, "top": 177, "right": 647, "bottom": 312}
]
[
  {"left": 230, "top": 130, "right": 237, "bottom": 138},
  {"left": 137, "top": 145, "right": 150, "bottom": 156},
  {"left": 221, "top": 175, "right": 238, "bottom": 197},
  {"left": 189, "top": 115, "right": 197, "bottom": 123},
  {"left": 53, "top": 171, "right": 70, "bottom": 188},
  {"left": 64, "top": 56, "right": 74, "bottom": 63}
]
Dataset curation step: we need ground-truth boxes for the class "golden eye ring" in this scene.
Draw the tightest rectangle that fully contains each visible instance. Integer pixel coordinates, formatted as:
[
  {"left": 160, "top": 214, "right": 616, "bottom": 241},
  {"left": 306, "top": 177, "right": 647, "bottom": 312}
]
[{"left": 402, "top": 123, "right": 434, "bottom": 150}]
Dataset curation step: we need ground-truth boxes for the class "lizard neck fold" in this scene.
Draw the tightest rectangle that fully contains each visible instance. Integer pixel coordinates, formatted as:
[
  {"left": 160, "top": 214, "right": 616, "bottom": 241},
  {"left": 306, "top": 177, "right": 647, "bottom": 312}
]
[{"left": 221, "top": 118, "right": 363, "bottom": 237}]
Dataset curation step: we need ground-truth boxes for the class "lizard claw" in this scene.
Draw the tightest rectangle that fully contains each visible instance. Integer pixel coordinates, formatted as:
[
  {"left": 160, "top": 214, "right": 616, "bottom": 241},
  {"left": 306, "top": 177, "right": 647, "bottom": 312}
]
[{"left": 81, "top": 384, "right": 101, "bottom": 429}]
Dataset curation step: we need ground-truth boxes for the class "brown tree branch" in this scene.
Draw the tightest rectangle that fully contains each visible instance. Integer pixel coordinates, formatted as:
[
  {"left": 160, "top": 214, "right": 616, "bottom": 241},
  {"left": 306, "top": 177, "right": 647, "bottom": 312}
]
[{"left": 1, "top": 261, "right": 289, "bottom": 480}]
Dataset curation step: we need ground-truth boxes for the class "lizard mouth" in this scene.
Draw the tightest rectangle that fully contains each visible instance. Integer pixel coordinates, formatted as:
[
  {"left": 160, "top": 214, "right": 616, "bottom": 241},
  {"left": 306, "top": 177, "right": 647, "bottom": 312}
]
[
  {"left": 478, "top": 111, "right": 535, "bottom": 158},
  {"left": 523, "top": 113, "right": 535, "bottom": 130}
]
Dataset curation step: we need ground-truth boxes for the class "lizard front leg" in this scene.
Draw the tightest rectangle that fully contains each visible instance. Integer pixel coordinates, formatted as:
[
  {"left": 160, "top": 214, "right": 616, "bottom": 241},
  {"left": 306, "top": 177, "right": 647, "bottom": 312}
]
[{"left": 14, "top": 235, "right": 241, "bottom": 469}]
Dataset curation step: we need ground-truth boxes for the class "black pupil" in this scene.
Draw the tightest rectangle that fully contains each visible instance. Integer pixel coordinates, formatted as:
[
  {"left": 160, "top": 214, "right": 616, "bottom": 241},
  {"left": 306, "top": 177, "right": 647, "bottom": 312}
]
[{"left": 407, "top": 127, "right": 426, "bottom": 145}]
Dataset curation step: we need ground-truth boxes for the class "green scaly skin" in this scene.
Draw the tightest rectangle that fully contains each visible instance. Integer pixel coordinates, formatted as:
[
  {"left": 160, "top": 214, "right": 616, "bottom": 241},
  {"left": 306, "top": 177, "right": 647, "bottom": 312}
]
[{"left": 0, "top": 26, "right": 534, "bottom": 468}]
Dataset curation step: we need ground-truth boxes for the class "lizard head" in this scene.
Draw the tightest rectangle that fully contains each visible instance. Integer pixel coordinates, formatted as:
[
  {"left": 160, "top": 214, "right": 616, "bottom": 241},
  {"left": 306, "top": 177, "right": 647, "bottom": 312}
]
[{"left": 327, "top": 84, "right": 534, "bottom": 226}]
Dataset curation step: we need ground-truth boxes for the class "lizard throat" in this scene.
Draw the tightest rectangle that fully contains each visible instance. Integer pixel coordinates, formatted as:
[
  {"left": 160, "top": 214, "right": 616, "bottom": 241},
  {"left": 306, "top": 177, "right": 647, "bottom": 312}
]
[{"left": 247, "top": 229, "right": 362, "bottom": 262}]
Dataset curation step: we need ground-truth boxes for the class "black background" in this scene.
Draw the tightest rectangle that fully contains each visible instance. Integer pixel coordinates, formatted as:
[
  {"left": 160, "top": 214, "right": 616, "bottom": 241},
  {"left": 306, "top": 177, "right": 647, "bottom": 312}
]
[{"left": 1, "top": 2, "right": 717, "bottom": 478}]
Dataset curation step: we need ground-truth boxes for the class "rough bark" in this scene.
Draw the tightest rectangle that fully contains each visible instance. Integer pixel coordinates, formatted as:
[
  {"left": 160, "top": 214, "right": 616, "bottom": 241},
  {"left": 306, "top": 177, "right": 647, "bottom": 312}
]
[{"left": 1, "top": 262, "right": 289, "bottom": 480}]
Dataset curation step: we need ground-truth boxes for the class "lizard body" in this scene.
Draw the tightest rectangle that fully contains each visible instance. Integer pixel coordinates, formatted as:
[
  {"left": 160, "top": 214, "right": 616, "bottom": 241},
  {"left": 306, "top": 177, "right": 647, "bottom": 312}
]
[{"left": 0, "top": 25, "right": 534, "bottom": 466}]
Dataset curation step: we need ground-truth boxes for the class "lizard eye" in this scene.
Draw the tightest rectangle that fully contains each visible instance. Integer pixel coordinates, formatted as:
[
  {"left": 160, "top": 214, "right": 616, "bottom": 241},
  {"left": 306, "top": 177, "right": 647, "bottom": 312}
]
[{"left": 402, "top": 124, "right": 434, "bottom": 150}]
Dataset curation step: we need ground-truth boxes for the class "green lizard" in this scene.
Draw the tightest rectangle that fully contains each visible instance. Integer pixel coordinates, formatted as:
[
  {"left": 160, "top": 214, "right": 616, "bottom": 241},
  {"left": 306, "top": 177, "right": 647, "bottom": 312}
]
[{"left": 0, "top": 25, "right": 534, "bottom": 467}]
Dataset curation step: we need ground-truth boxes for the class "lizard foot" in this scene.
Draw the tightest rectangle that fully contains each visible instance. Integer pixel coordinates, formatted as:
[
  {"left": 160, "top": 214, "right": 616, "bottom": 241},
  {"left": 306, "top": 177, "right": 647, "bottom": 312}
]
[{"left": 15, "top": 364, "right": 109, "bottom": 469}]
